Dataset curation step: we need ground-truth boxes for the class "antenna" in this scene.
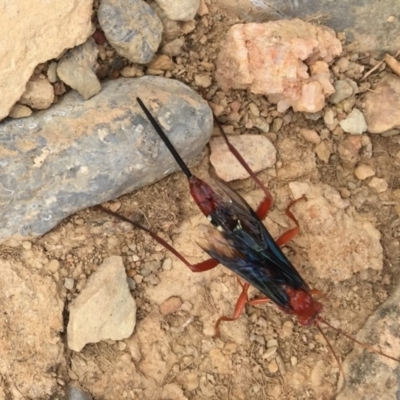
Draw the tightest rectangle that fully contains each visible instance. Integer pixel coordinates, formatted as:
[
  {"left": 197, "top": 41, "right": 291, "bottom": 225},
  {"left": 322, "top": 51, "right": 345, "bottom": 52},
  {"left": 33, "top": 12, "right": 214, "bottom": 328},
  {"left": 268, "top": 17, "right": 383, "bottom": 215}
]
[{"left": 137, "top": 97, "right": 193, "bottom": 179}]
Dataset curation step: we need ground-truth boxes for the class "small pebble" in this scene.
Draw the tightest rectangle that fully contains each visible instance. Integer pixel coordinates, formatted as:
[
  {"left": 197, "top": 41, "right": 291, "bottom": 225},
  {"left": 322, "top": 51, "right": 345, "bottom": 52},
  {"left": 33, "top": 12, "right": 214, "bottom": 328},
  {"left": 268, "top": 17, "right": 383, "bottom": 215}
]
[
  {"left": 181, "top": 371, "right": 199, "bottom": 391},
  {"left": 271, "top": 118, "right": 283, "bottom": 133},
  {"left": 141, "top": 261, "right": 161, "bottom": 276},
  {"left": 280, "top": 320, "right": 294, "bottom": 339},
  {"left": 47, "top": 259, "right": 60, "bottom": 273},
  {"left": 222, "top": 125, "right": 235, "bottom": 135},
  {"left": 194, "top": 74, "right": 211, "bottom": 88},
  {"left": 133, "top": 274, "right": 143, "bottom": 284},
  {"left": 162, "top": 257, "right": 172, "bottom": 270},
  {"left": 254, "top": 117, "right": 269, "bottom": 133},
  {"left": 299, "top": 128, "right": 321, "bottom": 144},
  {"left": 267, "top": 339, "right": 278, "bottom": 348},
  {"left": 64, "top": 278, "right": 75, "bottom": 290},
  {"left": 248, "top": 102, "right": 260, "bottom": 117},
  {"left": 161, "top": 38, "right": 185, "bottom": 57},
  {"left": 354, "top": 164, "right": 375, "bottom": 180},
  {"left": 127, "top": 277, "right": 136, "bottom": 290},
  {"left": 143, "top": 275, "right": 160, "bottom": 285},
  {"left": 336, "top": 57, "right": 350, "bottom": 72},
  {"left": 339, "top": 109, "right": 367, "bottom": 135},
  {"left": 340, "top": 188, "right": 351, "bottom": 198},
  {"left": 381, "top": 129, "right": 400, "bottom": 137},
  {"left": 140, "top": 268, "right": 152, "bottom": 277},
  {"left": 9, "top": 104, "right": 32, "bottom": 118},
  {"left": 329, "top": 80, "right": 353, "bottom": 104},
  {"left": 160, "top": 296, "right": 183, "bottom": 316},
  {"left": 22, "top": 241, "right": 32, "bottom": 250},
  {"left": 276, "top": 355, "right": 286, "bottom": 375},
  {"left": 209, "top": 102, "right": 224, "bottom": 117},
  {"left": 368, "top": 177, "right": 388, "bottom": 193},
  {"left": 268, "top": 359, "right": 279, "bottom": 374},
  {"left": 148, "top": 55, "right": 175, "bottom": 70},
  {"left": 263, "top": 346, "right": 278, "bottom": 359},
  {"left": 291, "top": 356, "right": 298, "bottom": 366},
  {"left": 252, "top": 384, "right": 261, "bottom": 394},
  {"left": 227, "top": 111, "right": 241, "bottom": 123},
  {"left": 304, "top": 112, "right": 322, "bottom": 121},
  {"left": 47, "top": 61, "right": 58, "bottom": 83},
  {"left": 118, "top": 341, "right": 127, "bottom": 351},
  {"left": 323, "top": 108, "right": 334, "bottom": 125},
  {"left": 66, "top": 385, "right": 93, "bottom": 400},
  {"left": 315, "top": 141, "right": 332, "bottom": 163},
  {"left": 348, "top": 181, "right": 357, "bottom": 190},
  {"left": 197, "top": 0, "right": 209, "bottom": 16},
  {"left": 109, "top": 201, "right": 121, "bottom": 212}
]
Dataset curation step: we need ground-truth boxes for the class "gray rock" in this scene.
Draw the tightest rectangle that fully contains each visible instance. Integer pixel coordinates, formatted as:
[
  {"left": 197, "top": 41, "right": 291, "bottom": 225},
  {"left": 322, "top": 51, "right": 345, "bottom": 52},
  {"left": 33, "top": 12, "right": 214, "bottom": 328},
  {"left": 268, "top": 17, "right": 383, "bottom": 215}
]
[
  {"left": 329, "top": 79, "right": 354, "bottom": 105},
  {"left": 57, "top": 38, "right": 101, "bottom": 100},
  {"left": 339, "top": 109, "right": 367, "bottom": 135},
  {"left": 98, "top": 0, "right": 163, "bottom": 63},
  {"left": 67, "top": 256, "right": 136, "bottom": 352},
  {"left": 67, "top": 386, "right": 93, "bottom": 400},
  {"left": 336, "top": 283, "right": 400, "bottom": 399},
  {"left": 155, "top": 0, "right": 199, "bottom": 21},
  {"left": 219, "top": 0, "right": 400, "bottom": 53},
  {"left": 0, "top": 76, "right": 212, "bottom": 242}
]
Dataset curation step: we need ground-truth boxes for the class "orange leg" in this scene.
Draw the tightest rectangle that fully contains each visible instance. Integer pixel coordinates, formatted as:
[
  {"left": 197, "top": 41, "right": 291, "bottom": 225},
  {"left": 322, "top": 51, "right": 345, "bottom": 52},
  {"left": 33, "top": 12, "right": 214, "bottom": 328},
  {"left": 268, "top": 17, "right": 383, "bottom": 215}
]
[
  {"left": 97, "top": 205, "right": 220, "bottom": 273},
  {"left": 247, "top": 297, "right": 271, "bottom": 307},
  {"left": 255, "top": 191, "right": 273, "bottom": 220},
  {"left": 275, "top": 196, "right": 307, "bottom": 247},
  {"left": 214, "top": 278, "right": 272, "bottom": 336},
  {"left": 214, "top": 279, "right": 250, "bottom": 336}
]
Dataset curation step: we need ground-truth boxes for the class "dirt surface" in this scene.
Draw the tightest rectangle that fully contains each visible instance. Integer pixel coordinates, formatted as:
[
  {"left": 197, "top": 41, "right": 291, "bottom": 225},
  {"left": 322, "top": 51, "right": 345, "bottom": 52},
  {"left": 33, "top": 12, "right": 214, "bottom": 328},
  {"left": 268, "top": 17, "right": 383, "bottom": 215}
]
[{"left": 2, "top": 2, "right": 400, "bottom": 399}]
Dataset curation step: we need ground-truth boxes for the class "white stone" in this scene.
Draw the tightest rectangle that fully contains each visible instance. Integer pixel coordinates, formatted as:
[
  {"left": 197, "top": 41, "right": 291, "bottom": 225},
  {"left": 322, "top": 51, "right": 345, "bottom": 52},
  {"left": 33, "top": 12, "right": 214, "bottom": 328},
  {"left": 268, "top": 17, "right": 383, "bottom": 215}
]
[
  {"left": 67, "top": 256, "right": 136, "bottom": 352},
  {"left": 339, "top": 109, "right": 368, "bottom": 134}
]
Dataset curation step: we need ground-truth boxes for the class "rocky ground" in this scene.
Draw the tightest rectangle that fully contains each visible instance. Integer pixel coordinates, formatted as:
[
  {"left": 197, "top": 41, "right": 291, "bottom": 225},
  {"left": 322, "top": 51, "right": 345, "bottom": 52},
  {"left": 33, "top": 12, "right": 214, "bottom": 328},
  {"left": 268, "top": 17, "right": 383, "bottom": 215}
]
[{"left": 1, "top": 1, "right": 400, "bottom": 400}]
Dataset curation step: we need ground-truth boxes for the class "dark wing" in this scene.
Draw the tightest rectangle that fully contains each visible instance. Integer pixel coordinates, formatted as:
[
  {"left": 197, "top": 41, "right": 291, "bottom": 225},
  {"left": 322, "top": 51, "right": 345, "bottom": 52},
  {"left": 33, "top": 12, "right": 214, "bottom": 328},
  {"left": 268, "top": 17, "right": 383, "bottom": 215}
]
[{"left": 202, "top": 180, "right": 308, "bottom": 309}]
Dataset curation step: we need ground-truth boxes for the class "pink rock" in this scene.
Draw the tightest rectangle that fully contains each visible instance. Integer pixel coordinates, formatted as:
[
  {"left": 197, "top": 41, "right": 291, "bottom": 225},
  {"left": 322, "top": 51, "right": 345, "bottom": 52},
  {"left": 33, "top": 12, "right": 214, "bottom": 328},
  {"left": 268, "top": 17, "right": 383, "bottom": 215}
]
[{"left": 215, "top": 20, "right": 341, "bottom": 113}]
